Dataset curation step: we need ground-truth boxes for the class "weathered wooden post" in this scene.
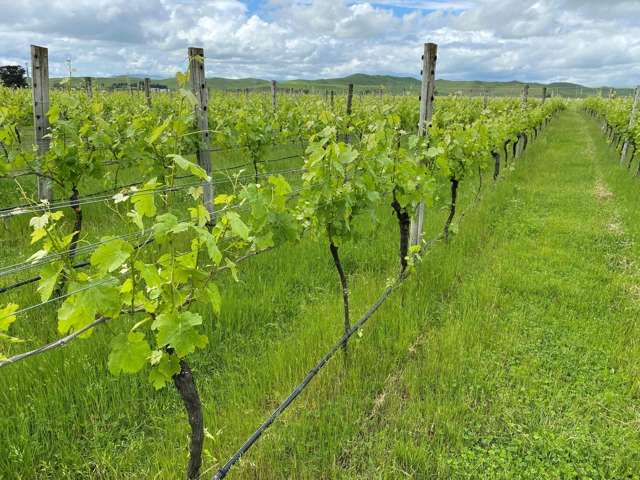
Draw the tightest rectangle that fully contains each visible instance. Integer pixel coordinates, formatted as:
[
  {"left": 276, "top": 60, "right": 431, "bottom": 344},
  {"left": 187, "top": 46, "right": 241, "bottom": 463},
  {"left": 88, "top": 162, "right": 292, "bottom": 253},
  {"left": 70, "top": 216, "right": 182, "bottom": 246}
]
[
  {"left": 621, "top": 86, "right": 640, "bottom": 166},
  {"left": 542, "top": 86, "right": 547, "bottom": 104},
  {"left": 188, "top": 47, "right": 215, "bottom": 223},
  {"left": 271, "top": 80, "right": 277, "bottom": 111},
  {"left": 31, "top": 45, "right": 52, "bottom": 202},
  {"left": 521, "top": 84, "right": 529, "bottom": 109},
  {"left": 345, "top": 83, "right": 354, "bottom": 143},
  {"left": 514, "top": 84, "right": 529, "bottom": 158},
  {"left": 144, "top": 77, "right": 151, "bottom": 107},
  {"left": 84, "top": 77, "right": 93, "bottom": 98},
  {"left": 483, "top": 89, "right": 488, "bottom": 109},
  {"left": 330, "top": 90, "right": 335, "bottom": 109},
  {"left": 410, "top": 42, "right": 437, "bottom": 248}
]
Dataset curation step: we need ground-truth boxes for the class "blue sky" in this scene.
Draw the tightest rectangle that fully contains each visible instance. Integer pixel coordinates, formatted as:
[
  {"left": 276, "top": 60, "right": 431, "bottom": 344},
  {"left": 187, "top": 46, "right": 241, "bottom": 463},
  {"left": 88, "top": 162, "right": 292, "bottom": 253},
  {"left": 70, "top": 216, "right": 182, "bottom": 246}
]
[{"left": 0, "top": 0, "right": 639, "bottom": 86}]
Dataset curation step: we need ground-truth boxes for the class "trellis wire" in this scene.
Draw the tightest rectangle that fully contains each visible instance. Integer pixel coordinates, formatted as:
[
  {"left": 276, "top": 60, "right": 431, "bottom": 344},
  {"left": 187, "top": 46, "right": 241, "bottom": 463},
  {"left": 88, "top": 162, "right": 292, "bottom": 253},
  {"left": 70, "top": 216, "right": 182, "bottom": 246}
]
[
  {"left": 1, "top": 152, "right": 303, "bottom": 215},
  {"left": 0, "top": 170, "right": 299, "bottom": 284},
  {"left": 0, "top": 229, "right": 147, "bottom": 278},
  {"left": 4, "top": 277, "right": 114, "bottom": 320},
  {"left": 1, "top": 139, "right": 307, "bottom": 180},
  {"left": 0, "top": 166, "right": 305, "bottom": 218}
]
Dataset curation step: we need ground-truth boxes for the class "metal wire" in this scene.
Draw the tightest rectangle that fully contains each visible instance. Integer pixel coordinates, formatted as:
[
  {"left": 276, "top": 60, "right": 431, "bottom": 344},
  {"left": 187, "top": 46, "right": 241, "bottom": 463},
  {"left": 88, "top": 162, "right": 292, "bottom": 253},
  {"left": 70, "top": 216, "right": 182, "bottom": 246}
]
[
  {"left": 2, "top": 277, "right": 114, "bottom": 321},
  {"left": 0, "top": 166, "right": 305, "bottom": 218},
  {"left": 0, "top": 230, "right": 146, "bottom": 278},
  {"left": 0, "top": 183, "right": 304, "bottom": 290}
]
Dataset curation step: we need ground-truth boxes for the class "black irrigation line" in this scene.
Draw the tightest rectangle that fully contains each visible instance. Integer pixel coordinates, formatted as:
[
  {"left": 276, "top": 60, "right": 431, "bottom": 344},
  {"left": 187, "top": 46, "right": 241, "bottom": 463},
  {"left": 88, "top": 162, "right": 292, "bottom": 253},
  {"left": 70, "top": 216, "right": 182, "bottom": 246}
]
[
  {"left": 210, "top": 115, "right": 556, "bottom": 480},
  {"left": 210, "top": 232, "right": 442, "bottom": 480}
]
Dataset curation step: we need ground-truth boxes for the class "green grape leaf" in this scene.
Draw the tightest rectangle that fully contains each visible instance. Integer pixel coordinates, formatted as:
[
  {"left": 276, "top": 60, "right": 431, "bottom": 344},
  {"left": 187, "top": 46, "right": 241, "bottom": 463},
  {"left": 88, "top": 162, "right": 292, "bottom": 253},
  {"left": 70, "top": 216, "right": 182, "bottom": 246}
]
[
  {"left": 108, "top": 331, "right": 151, "bottom": 376},
  {"left": 196, "top": 228, "right": 222, "bottom": 265},
  {"left": 127, "top": 210, "right": 145, "bottom": 230},
  {"left": 189, "top": 204, "right": 210, "bottom": 228},
  {"left": 153, "top": 213, "right": 178, "bottom": 238},
  {"left": 131, "top": 179, "right": 159, "bottom": 218},
  {"left": 225, "top": 211, "right": 250, "bottom": 240},
  {"left": 148, "top": 352, "right": 181, "bottom": 390},
  {"left": 58, "top": 280, "right": 121, "bottom": 336},
  {"left": 0, "top": 303, "right": 19, "bottom": 332},
  {"left": 90, "top": 239, "right": 133, "bottom": 274},
  {"left": 147, "top": 119, "right": 170, "bottom": 145},
  {"left": 168, "top": 154, "right": 210, "bottom": 181},
  {"left": 37, "top": 261, "right": 64, "bottom": 302},
  {"left": 151, "top": 311, "right": 208, "bottom": 357},
  {"left": 57, "top": 295, "right": 96, "bottom": 336},
  {"left": 135, "top": 261, "right": 164, "bottom": 289},
  {"left": 268, "top": 175, "right": 292, "bottom": 197},
  {"left": 201, "top": 283, "right": 221, "bottom": 316}
]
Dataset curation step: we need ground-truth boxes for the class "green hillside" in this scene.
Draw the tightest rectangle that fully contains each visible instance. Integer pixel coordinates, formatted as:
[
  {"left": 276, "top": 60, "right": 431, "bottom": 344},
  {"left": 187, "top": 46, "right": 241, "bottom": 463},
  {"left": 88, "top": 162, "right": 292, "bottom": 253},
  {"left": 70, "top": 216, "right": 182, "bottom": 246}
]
[{"left": 47, "top": 74, "right": 635, "bottom": 98}]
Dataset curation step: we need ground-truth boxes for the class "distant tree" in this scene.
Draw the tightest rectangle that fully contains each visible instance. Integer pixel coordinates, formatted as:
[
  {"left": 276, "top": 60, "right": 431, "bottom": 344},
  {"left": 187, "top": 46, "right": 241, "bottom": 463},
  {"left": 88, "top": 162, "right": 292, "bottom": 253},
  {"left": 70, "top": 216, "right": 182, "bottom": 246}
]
[{"left": 0, "top": 65, "right": 27, "bottom": 88}]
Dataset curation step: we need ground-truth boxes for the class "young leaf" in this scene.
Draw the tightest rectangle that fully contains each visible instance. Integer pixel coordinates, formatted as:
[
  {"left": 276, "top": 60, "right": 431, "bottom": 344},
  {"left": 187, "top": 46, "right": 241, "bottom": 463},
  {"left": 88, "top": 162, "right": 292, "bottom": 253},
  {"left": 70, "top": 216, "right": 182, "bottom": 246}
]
[
  {"left": 131, "top": 179, "right": 159, "bottom": 218},
  {"left": 90, "top": 239, "right": 134, "bottom": 274},
  {"left": 37, "top": 262, "right": 64, "bottom": 301},
  {"left": 151, "top": 311, "right": 208, "bottom": 357},
  {"left": 0, "top": 303, "right": 19, "bottom": 332},
  {"left": 148, "top": 352, "right": 181, "bottom": 390},
  {"left": 168, "top": 154, "right": 210, "bottom": 181},
  {"left": 225, "top": 211, "right": 250, "bottom": 241},
  {"left": 108, "top": 331, "right": 151, "bottom": 376}
]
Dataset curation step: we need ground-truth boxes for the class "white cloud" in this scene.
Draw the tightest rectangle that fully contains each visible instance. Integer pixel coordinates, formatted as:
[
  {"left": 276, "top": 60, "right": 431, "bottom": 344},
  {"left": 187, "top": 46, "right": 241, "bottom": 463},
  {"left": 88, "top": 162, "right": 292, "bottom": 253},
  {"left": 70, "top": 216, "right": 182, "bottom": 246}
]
[{"left": 0, "top": 0, "right": 638, "bottom": 86}]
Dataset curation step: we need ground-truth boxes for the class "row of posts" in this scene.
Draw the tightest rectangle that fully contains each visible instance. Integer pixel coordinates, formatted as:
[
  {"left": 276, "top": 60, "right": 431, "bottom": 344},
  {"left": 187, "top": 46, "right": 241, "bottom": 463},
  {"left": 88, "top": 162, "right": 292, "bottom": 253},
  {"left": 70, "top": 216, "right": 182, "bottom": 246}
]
[{"left": 28, "top": 42, "right": 546, "bottom": 231}]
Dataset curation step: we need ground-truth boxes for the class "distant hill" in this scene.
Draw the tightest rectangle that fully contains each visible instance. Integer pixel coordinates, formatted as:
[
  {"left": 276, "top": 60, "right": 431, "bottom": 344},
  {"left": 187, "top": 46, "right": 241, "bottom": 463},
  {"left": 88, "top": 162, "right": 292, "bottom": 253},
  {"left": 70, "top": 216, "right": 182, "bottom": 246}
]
[{"left": 48, "top": 74, "right": 635, "bottom": 98}]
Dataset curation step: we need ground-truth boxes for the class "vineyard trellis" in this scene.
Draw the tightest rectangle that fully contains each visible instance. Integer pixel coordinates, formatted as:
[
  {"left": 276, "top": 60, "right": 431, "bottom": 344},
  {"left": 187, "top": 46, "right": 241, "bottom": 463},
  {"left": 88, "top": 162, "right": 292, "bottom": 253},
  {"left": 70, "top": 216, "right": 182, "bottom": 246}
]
[
  {"left": 583, "top": 89, "right": 640, "bottom": 173},
  {"left": 0, "top": 41, "right": 566, "bottom": 479}
]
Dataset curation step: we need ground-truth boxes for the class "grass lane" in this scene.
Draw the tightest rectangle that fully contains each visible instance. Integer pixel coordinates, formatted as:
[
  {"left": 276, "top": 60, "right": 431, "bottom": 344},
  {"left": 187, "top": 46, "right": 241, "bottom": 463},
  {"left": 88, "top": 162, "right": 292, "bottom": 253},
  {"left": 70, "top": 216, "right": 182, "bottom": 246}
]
[
  {"left": 6, "top": 109, "right": 632, "bottom": 479},
  {"left": 338, "top": 109, "right": 640, "bottom": 479}
]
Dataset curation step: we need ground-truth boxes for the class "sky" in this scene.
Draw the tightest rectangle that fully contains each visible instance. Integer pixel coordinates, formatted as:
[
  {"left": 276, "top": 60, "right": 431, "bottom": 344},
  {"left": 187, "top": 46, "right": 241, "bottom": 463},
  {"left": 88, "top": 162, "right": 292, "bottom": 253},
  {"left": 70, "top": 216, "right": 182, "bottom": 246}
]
[{"left": 0, "top": 0, "right": 639, "bottom": 87}]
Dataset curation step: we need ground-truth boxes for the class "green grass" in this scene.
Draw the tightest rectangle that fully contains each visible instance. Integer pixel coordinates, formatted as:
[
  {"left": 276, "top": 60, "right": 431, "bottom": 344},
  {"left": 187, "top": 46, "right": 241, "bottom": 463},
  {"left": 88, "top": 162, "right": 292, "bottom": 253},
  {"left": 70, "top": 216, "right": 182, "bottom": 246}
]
[{"left": 2, "top": 108, "right": 640, "bottom": 479}]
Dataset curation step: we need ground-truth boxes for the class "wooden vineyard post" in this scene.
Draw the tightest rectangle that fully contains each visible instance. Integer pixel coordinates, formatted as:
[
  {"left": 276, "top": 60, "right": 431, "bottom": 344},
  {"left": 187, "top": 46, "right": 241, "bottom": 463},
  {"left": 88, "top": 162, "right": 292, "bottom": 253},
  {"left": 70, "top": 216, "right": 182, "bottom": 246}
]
[
  {"left": 483, "top": 89, "right": 488, "bottom": 109},
  {"left": 271, "top": 80, "right": 277, "bottom": 111},
  {"left": 521, "top": 84, "right": 529, "bottom": 109},
  {"left": 188, "top": 47, "right": 215, "bottom": 223},
  {"left": 330, "top": 90, "right": 335, "bottom": 109},
  {"left": 542, "top": 86, "right": 547, "bottom": 104},
  {"left": 345, "top": 83, "right": 354, "bottom": 143},
  {"left": 410, "top": 42, "right": 437, "bottom": 248},
  {"left": 31, "top": 45, "right": 52, "bottom": 202},
  {"left": 144, "top": 77, "right": 151, "bottom": 107},
  {"left": 514, "top": 84, "right": 529, "bottom": 158},
  {"left": 84, "top": 77, "right": 93, "bottom": 98},
  {"left": 620, "top": 86, "right": 640, "bottom": 166}
]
